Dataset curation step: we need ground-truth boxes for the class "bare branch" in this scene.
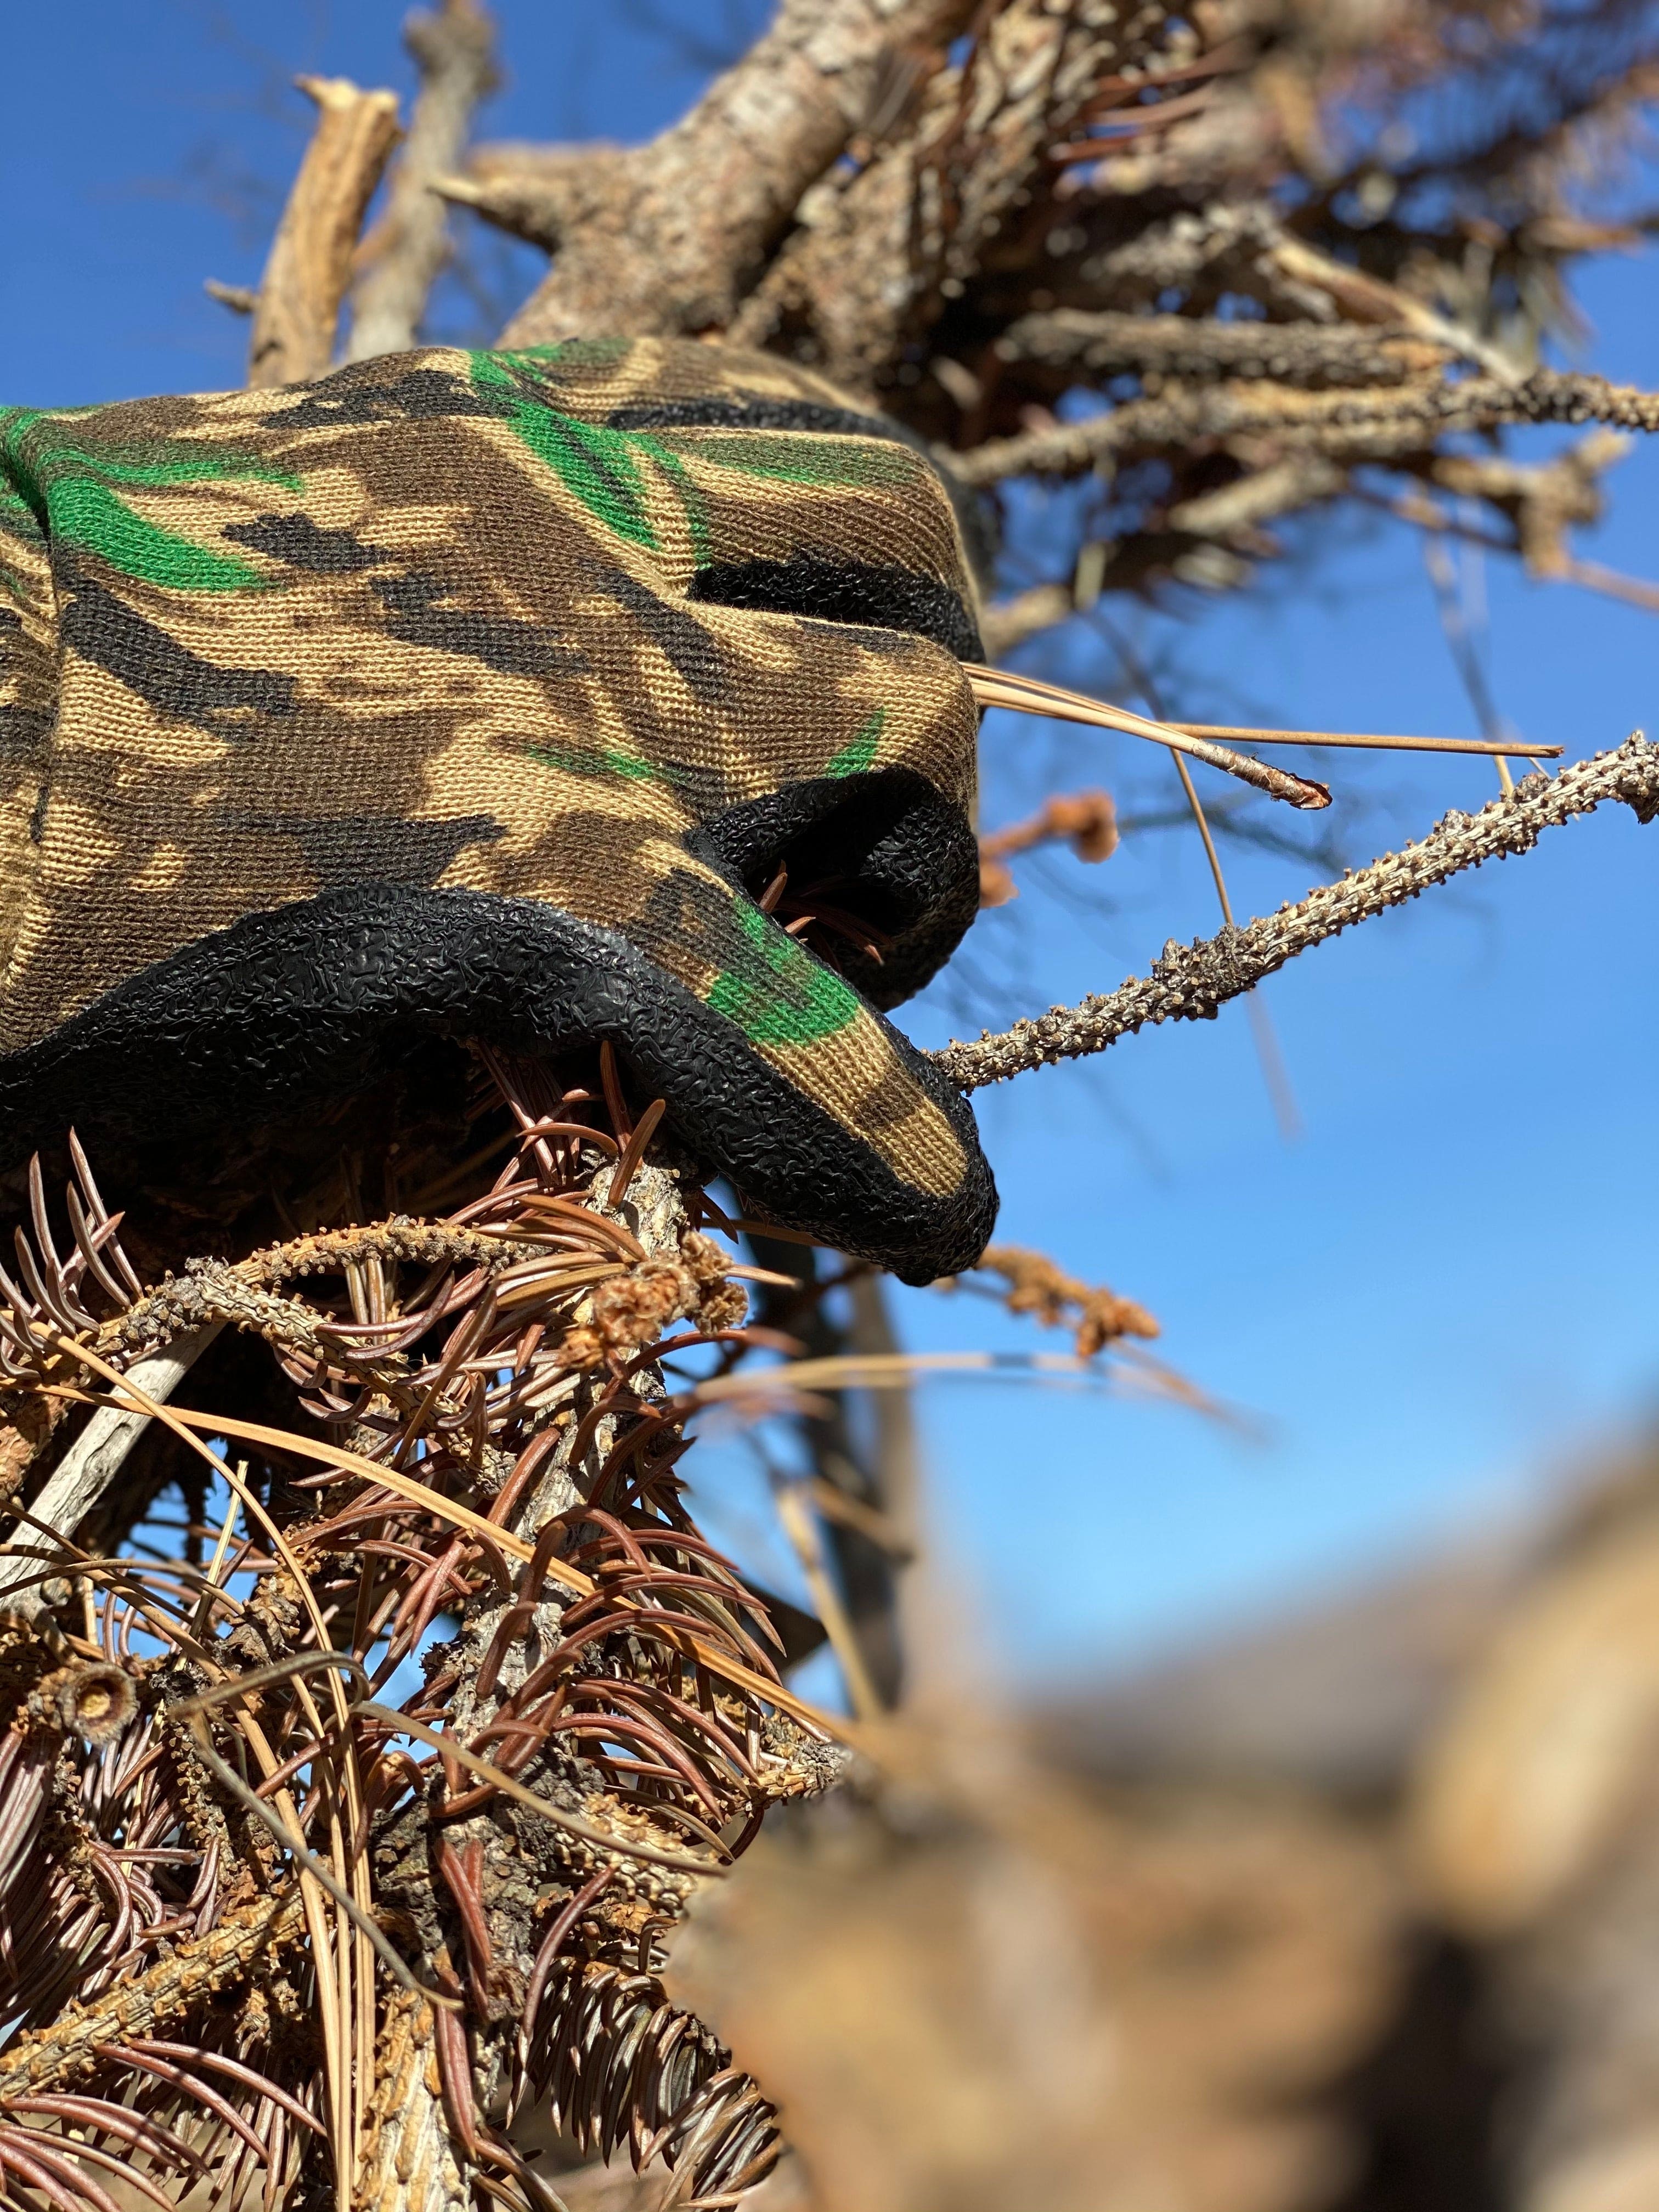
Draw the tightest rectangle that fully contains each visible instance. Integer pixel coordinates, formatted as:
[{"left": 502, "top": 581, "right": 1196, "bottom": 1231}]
[
  {"left": 202, "top": 278, "right": 257, "bottom": 315},
  {"left": 933, "top": 734, "right": 1659, "bottom": 1090},
  {"left": 952, "top": 369, "right": 1659, "bottom": 487},
  {"left": 346, "top": 0, "right": 498, "bottom": 363},
  {"left": 995, "top": 311, "right": 1445, "bottom": 388},
  {"left": 492, "top": 0, "right": 977, "bottom": 346},
  {"left": 0, "top": 1322, "right": 225, "bottom": 1616},
  {"left": 978, "top": 582, "right": 1075, "bottom": 661},
  {"left": 247, "top": 76, "right": 402, "bottom": 390},
  {"left": 1167, "top": 453, "right": 1347, "bottom": 536},
  {"left": 730, "top": 0, "right": 1129, "bottom": 388}
]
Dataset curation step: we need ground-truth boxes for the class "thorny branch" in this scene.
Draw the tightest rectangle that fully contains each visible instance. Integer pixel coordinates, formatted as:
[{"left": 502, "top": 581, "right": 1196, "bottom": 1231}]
[
  {"left": 934, "top": 733, "right": 1659, "bottom": 1088},
  {"left": 951, "top": 366, "right": 1659, "bottom": 486}
]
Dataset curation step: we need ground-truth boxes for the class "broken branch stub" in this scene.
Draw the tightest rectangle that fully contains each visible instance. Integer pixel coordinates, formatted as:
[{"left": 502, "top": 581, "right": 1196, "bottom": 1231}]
[
  {"left": 494, "top": 0, "right": 977, "bottom": 345},
  {"left": 248, "top": 76, "right": 402, "bottom": 390}
]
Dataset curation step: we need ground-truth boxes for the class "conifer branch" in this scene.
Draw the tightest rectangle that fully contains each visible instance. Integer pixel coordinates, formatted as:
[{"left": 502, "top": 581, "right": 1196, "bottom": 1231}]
[{"left": 934, "top": 735, "right": 1659, "bottom": 1090}]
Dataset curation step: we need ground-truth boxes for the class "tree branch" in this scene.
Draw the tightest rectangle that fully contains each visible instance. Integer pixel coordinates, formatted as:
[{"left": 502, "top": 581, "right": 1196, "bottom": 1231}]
[
  {"left": 994, "top": 311, "right": 1444, "bottom": 388},
  {"left": 0, "top": 1322, "right": 225, "bottom": 1616},
  {"left": 952, "top": 369, "right": 1659, "bottom": 486},
  {"left": 247, "top": 75, "right": 402, "bottom": 390},
  {"left": 346, "top": 0, "right": 498, "bottom": 363},
  {"left": 729, "top": 0, "right": 1127, "bottom": 389},
  {"left": 933, "top": 734, "right": 1659, "bottom": 1090},
  {"left": 491, "top": 0, "right": 975, "bottom": 347},
  {"left": 978, "top": 583, "right": 1077, "bottom": 660}
]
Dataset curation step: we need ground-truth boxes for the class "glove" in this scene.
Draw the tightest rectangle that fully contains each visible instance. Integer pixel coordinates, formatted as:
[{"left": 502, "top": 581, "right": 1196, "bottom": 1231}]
[{"left": 0, "top": 338, "right": 996, "bottom": 1282}]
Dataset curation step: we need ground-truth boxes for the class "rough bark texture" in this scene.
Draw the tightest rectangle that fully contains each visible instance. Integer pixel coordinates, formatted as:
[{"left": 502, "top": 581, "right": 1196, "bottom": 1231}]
[
  {"left": 248, "top": 76, "right": 402, "bottom": 387},
  {"left": 354, "top": 1988, "right": 476, "bottom": 2212},
  {"left": 491, "top": 0, "right": 978, "bottom": 346},
  {"left": 934, "top": 735, "right": 1659, "bottom": 1088}
]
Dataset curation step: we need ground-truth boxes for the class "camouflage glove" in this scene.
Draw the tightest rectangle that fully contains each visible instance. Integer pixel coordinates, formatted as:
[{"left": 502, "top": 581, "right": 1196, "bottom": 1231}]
[{"left": 0, "top": 339, "right": 996, "bottom": 1280}]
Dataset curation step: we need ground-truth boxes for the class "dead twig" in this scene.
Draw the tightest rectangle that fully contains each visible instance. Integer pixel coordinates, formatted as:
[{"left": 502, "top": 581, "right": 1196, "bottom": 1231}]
[
  {"left": 966, "top": 664, "right": 1331, "bottom": 810},
  {"left": 247, "top": 76, "right": 402, "bottom": 388},
  {"left": 934, "top": 734, "right": 1659, "bottom": 1089},
  {"left": 946, "top": 1246, "right": 1158, "bottom": 1357},
  {"left": 0, "top": 1321, "right": 225, "bottom": 1615},
  {"left": 952, "top": 370, "right": 1659, "bottom": 488},
  {"left": 346, "top": 0, "right": 498, "bottom": 362},
  {"left": 979, "top": 789, "right": 1117, "bottom": 906}
]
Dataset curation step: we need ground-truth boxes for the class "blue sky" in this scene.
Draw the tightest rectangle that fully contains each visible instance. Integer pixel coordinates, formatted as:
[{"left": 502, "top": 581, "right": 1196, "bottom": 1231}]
[{"left": 5, "top": 2, "right": 1655, "bottom": 1686}]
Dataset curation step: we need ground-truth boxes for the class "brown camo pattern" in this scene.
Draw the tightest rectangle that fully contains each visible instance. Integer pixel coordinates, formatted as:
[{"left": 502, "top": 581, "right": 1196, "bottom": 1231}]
[{"left": 0, "top": 340, "right": 985, "bottom": 1213}]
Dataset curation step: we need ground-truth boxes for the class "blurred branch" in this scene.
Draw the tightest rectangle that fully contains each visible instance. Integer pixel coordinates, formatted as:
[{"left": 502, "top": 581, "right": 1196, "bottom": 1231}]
[
  {"left": 935, "top": 733, "right": 1659, "bottom": 1089},
  {"left": 346, "top": 0, "right": 498, "bottom": 363},
  {"left": 978, "top": 788, "right": 1118, "bottom": 906},
  {"left": 247, "top": 75, "right": 401, "bottom": 388},
  {"left": 947, "top": 1245, "right": 1158, "bottom": 1356},
  {"left": 751, "top": 1245, "right": 919, "bottom": 1709},
  {"left": 979, "top": 582, "right": 1076, "bottom": 661},
  {"left": 995, "top": 310, "right": 1446, "bottom": 387},
  {"left": 953, "top": 369, "right": 1659, "bottom": 487}
]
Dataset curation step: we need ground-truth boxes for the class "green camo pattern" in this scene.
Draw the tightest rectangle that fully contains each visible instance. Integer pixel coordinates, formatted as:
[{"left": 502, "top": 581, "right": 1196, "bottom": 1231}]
[{"left": 0, "top": 337, "right": 984, "bottom": 1217}]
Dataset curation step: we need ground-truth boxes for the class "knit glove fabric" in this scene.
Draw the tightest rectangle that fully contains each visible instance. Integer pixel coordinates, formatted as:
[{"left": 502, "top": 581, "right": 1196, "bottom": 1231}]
[{"left": 0, "top": 338, "right": 996, "bottom": 1281}]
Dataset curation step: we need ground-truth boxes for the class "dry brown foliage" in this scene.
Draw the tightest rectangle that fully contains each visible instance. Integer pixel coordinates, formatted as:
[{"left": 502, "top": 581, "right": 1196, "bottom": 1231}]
[{"left": 5, "top": 1, "right": 1659, "bottom": 2206}]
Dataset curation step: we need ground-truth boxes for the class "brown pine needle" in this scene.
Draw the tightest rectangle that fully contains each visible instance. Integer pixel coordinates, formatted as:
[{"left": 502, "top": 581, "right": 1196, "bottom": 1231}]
[
  {"left": 1172, "top": 722, "right": 1561, "bottom": 757},
  {"left": 33, "top": 1349, "right": 855, "bottom": 1749},
  {"left": 965, "top": 664, "right": 1332, "bottom": 809},
  {"left": 973, "top": 664, "right": 1560, "bottom": 758},
  {"left": 1168, "top": 747, "right": 1304, "bottom": 1141},
  {"left": 773, "top": 1483, "right": 885, "bottom": 1723}
]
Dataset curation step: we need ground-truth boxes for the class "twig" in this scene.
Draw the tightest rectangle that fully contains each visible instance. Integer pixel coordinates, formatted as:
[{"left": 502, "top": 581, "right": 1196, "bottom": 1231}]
[
  {"left": 952, "top": 370, "right": 1659, "bottom": 487},
  {"left": 994, "top": 310, "right": 1438, "bottom": 387},
  {"left": 1422, "top": 517, "right": 1519, "bottom": 793},
  {"left": 248, "top": 76, "right": 402, "bottom": 389},
  {"left": 933, "top": 734, "right": 1659, "bottom": 1089},
  {"left": 202, "top": 279, "right": 257, "bottom": 315},
  {"left": 1168, "top": 724, "right": 1559, "bottom": 758},
  {"left": 772, "top": 1483, "right": 884, "bottom": 1723},
  {"left": 0, "top": 1892, "right": 310, "bottom": 2098},
  {"left": 978, "top": 583, "right": 1076, "bottom": 660},
  {"left": 979, "top": 789, "right": 1116, "bottom": 906},
  {"left": 346, "top": 0, "right": 498, "bottom": 363},
  {"left": 1560, "top": 556, "right": 1659, "bottom": 616},
  {"left": 951, "top": 1246, "right": 1158, "bottom": 1357}
]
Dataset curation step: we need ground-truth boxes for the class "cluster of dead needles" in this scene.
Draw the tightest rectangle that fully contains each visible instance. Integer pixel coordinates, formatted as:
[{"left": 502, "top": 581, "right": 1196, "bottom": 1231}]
[{"left": 0, "top": 1051, "right": 859, "bottom": 2212}]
